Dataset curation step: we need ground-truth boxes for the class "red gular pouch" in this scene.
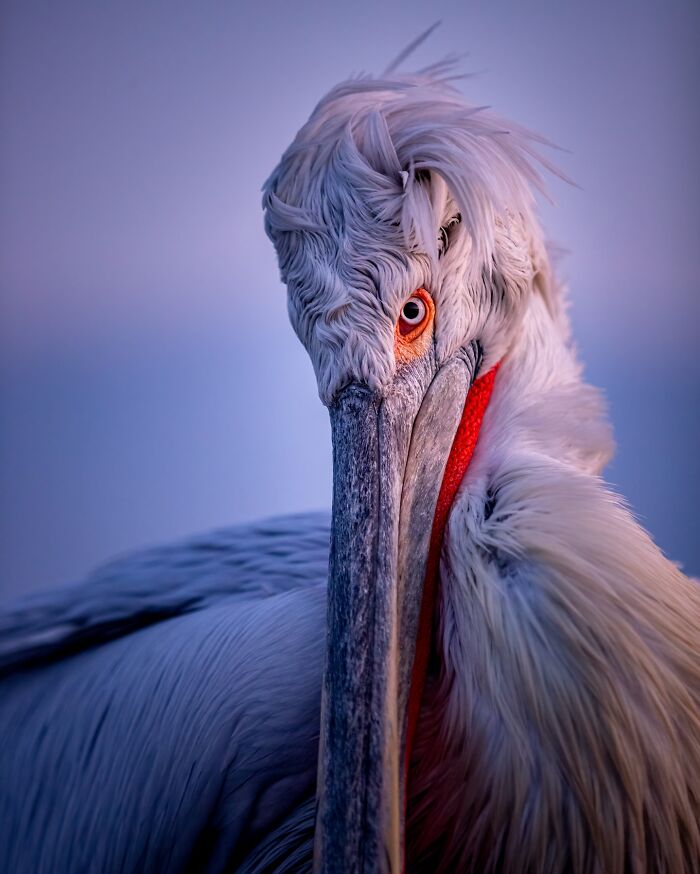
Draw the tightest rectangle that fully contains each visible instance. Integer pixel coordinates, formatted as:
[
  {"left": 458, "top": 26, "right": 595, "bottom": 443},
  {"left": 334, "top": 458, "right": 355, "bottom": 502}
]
[{"left": 403, "top": 362, "right": 500, "bottom": 826}]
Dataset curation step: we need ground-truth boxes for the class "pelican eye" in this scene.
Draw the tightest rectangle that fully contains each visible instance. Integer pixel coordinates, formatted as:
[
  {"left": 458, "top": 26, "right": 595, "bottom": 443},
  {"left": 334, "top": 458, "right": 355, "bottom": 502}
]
[
  {"left": 401, "top": 298, "right": 426, "bottom": 325},
  {"left": 397, "top": 289, "right": 434, "bottom": 341},
  {"left": 437, "top": 213, "right": 462, "bottom": 257}
]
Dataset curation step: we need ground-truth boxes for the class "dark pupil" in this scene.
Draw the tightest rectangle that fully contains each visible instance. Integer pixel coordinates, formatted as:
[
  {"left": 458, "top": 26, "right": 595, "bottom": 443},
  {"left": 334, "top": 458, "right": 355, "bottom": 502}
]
[{"left": 403, "top": 301, "right": 421, "bottom": 321}]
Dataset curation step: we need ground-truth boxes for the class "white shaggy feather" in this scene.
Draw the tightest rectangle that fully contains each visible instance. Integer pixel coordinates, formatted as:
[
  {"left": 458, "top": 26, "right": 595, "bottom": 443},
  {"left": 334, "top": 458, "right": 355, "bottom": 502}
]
[
  {"left": 263, "top": 66, "right": 559, "bottom": 404},
  {"left": 266, "top": 63, "right": 700, "bottom": 872}
]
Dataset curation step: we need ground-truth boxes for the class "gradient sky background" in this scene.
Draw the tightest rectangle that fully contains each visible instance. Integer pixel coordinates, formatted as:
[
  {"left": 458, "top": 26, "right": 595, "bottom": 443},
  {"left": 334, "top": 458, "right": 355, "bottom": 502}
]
[{"left": 1, "top": 0, "right": 698, "bottom": 601}]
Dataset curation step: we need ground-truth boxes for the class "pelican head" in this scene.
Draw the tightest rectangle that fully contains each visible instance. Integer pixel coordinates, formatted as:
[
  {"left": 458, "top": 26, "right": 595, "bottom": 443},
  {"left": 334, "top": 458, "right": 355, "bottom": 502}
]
[{"left": 263, "top": 67, "right": 554, "bottom": 872}]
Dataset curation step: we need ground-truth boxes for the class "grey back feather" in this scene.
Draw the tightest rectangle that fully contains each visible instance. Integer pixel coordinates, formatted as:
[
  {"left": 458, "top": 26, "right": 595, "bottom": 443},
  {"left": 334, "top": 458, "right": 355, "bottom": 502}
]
[
  {"left": 0, "top": 511, "right": 329, "bottom": 675},
  {"left": 0, "top": 512, "right": 329, "bottom": 873}
]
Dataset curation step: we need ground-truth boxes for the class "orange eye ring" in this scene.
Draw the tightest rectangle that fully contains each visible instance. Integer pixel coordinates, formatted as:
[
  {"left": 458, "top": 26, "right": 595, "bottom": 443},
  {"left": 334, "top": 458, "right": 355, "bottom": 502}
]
[
  {"left": 397, "top": 288, "right": 434, "bottom": 342},
  {"left": 394, "top": 288, "right": 435, "bottom": 365}
]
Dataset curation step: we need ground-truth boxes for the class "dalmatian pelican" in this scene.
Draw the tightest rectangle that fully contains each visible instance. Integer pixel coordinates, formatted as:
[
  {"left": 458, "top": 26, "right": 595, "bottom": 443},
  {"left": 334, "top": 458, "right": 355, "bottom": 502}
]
[{"left": 1, "top": 56, "right": 699, "bottom": 874}]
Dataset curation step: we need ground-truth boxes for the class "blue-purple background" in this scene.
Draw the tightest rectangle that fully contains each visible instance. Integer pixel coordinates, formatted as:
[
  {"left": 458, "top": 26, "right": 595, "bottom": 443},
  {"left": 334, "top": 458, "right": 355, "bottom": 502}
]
[{"left": 1, "top": 1, "right": 698, "bottom": 600}]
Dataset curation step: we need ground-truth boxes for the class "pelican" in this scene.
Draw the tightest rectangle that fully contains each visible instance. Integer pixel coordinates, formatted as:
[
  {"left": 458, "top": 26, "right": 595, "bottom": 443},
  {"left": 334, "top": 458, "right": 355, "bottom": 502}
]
[{"left": 1, "top": 58, "right": 699, "bottom": 874}]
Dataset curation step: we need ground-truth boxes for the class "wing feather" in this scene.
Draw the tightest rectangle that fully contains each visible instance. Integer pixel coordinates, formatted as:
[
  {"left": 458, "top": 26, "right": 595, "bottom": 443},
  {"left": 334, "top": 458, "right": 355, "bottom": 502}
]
[
  {"left": 0, "top": 513, "right": 330, "bottom": 873},
  {"left": 0, "top": 511, "right": 330, "bottom": 674}
]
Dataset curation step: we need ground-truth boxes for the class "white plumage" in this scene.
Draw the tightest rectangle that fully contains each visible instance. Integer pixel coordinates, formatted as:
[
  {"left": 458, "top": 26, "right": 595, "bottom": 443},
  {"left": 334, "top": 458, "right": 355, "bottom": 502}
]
[{"left": 264, "top": 60, "right": 700, "bottom": 872}]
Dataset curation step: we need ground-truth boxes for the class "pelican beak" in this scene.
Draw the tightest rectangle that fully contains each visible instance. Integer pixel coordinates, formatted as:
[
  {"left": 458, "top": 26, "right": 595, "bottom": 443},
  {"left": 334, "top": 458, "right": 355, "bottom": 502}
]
[{"left": 314, "top": 343, "right": 483, "bottom": 874}]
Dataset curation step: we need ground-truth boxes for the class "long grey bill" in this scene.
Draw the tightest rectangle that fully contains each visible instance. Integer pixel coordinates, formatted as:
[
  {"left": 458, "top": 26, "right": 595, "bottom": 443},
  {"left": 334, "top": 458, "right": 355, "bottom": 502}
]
[{"left": 314, "top": 344, "right": 480, "bottom": 874}]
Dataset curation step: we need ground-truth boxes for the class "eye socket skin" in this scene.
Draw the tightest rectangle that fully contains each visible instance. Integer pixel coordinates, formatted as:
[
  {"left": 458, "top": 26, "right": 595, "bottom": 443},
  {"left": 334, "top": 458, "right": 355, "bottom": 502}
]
[
  {"left": 398, "top": 289, "right": 433, "bottom": 339},
  {"left": 395, "top": 288, "right": 435, "bottom": 363}
]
